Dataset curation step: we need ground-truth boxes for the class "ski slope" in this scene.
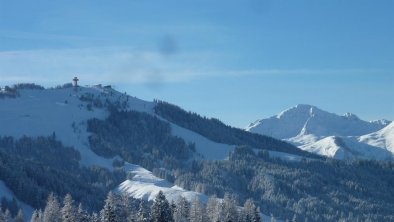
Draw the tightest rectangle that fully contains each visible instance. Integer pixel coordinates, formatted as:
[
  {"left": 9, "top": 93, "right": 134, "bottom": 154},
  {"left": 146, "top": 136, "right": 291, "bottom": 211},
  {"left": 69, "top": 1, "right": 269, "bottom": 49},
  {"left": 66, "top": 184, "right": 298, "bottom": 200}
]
[
  {"left": 118, "top": 164, "right": 208, "bottom": 203},
  {"left": 0, "top": 85, "right": 236, "bottom": 218}
]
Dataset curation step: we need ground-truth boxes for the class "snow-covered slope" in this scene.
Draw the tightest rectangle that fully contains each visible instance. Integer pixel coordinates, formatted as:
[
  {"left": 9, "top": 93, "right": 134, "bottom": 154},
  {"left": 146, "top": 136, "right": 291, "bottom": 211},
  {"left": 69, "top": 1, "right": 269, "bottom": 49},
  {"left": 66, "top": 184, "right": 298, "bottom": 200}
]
[
  {"left": 359, "top": 122, "right": 394, "bottom": 153},
  {"left": 0, "top": 84, "right": 235, "bottom": 215},
  {"left": 117, "top": 164, "right": 207, "bottom": 203},
  {"left": 0, "top": 85, "right": 233, "bottom": 164},
  {"left": 247, "top": 105, "right": 393, "bottom": 160},
  {"left": 300, "top": 136, "right": 393, "bottom": 160},
  {"left": 247, "top": 104, "right": 389, "bottom": 139}
]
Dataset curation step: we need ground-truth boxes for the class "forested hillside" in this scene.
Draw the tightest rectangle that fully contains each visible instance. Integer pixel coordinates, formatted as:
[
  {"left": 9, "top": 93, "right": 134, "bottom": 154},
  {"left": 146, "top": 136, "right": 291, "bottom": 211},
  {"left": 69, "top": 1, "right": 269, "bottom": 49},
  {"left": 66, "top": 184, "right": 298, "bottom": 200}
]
[
  {"left": 154, "top": 100, "right": 318, "bottom": 158},
  {"left": 0, "top": 136, "right": 125, "bottom": 212},
  {"left": 86, "top": 105, "right": 394, "bottom": 221}
]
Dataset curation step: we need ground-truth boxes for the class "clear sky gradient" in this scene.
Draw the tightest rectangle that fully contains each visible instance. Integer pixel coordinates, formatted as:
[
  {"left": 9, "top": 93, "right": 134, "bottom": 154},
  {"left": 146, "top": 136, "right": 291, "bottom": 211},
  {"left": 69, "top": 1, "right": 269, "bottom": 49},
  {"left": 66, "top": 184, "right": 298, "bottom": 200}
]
[{"left": 0, "top": 0, "right": 393, "bottom": 127}]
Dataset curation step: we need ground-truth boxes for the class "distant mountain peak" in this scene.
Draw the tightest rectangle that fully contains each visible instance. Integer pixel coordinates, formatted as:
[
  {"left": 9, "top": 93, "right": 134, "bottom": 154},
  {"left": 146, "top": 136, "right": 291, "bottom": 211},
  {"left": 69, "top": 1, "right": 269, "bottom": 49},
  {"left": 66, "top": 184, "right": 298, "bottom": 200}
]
[
  {"left": 370, "top": 119, "right": 391, "bottom": 126},
  {"left": 247, "top": 104, "right": 389, "bottom": 139},
  {"left": 247, "top": 105, "right": 393, "bottom": 160},
  {"left": 342, "top": 112, "right": 360, "bottom": 120},
  {"left": 276, "top": 104, "right": 319, "bottom": 119}
]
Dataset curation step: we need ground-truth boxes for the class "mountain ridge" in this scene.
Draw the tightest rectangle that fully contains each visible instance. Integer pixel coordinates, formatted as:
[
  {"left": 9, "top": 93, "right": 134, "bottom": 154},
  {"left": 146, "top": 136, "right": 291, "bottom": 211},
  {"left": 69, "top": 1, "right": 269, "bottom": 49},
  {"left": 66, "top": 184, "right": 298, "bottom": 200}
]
[{"left": 247, "top": 104, "right": 393, "bottom": 160}]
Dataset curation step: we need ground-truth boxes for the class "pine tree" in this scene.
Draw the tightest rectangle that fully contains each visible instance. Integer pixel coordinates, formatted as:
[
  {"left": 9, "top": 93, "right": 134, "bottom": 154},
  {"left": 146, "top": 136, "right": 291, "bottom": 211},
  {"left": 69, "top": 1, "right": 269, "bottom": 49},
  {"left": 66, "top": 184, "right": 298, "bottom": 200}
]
[
  {"left": 173, "top": 197, "right": 189, "bottom": 222},
  {"left": 90, "top": 213, "right": 100, "bottom": 222},
  {"left": 136, "top": 201, "right": 150, "bottom": 222},
  {"left": 3, "top": 209, "right": 11, "bottom": 222},
  {"left": 61, "top": 194, "right": 76, "bottom": 222},
  {"left": 119, "top": 194, "right": 134, "bottom": 221},
  {"left": 100, "top": 191, "right": 120, "bottom": 222},
  {"left": 241, "top": 199, "right": 261, "bottom": 222},
  {"left": 189, "top": 198, "right": 206, "bottom": 222},
  {"left": 292, "top": 214, "right": 297, "bottom": 222},
  {"left": 206, "top": 197, "right": 221, "bottom": 222},
  {"left": 270, "top": 214, "right": 276, "bottom": 222},
  {"left": 0, "top": 210, "right": 4, "bottom": 222},
  {"left": 151, "top": 191, "right": 173, "bottom": 222},
  {"left": 77, "top": 203, "right": 89, "bottom": 222},
  {"left": 253, "top": 206, "right": 262, "bottom": 222},
  {"left": 43, "top": 193, "right": 61, "bottom": 222},
  {"left": 14, "top": 209, "right": 24, "bottom": 222},
  {"left": 223, "top": 193, "right": 238, "bottom": 222},
  {"left": 30, "top": 210, "right": 40, "bottom": 222}
]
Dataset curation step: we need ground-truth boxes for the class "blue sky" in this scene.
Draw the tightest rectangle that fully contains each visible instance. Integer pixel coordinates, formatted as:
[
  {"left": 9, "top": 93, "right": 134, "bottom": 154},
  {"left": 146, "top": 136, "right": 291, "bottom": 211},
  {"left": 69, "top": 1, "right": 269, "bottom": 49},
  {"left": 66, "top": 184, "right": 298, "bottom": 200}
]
[{"left": 0, "top": 0, "right": 393, "bottom": 127}]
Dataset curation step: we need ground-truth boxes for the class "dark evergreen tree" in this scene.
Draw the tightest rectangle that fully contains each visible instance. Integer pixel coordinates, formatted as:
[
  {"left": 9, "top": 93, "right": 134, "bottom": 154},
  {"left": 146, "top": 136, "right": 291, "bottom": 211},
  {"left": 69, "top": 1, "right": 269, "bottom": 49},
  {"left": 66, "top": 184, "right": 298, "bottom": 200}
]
[
  {"left": 136, "top": 200, "right": 150, "bottom": 222},
  {"left": 151, "top": 191, "right": 173, "bottom": 222},
  {"left": 100, "top": 192, "right": 120, "bottom": 222}
]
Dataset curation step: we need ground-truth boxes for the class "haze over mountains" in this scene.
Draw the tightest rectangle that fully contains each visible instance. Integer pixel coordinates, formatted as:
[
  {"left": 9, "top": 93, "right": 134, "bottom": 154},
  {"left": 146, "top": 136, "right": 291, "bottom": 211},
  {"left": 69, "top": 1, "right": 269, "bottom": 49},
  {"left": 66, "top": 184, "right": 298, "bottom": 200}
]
[{"left": 246, "top": 104, "right": 393, "bottom": 160}]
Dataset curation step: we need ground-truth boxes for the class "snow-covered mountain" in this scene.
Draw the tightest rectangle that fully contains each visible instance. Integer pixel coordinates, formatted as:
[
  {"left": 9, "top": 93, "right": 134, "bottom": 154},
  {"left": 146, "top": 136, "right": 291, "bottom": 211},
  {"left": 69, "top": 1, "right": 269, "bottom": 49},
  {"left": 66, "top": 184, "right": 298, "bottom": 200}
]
[
  {"left": 246, "top": 104, "right": 393, "bottom": 160},
  {"left": 359, "top": 122, "right": 394, "bottom": 154},
  {"left": 2, "top": 84, "right": 394, "bottom": 221},
  {"left": 0, "top": 84, "right": 232, "bottom": 217},
  {"left": 2, "top": 83, "right": 306, "bottom": 219}
]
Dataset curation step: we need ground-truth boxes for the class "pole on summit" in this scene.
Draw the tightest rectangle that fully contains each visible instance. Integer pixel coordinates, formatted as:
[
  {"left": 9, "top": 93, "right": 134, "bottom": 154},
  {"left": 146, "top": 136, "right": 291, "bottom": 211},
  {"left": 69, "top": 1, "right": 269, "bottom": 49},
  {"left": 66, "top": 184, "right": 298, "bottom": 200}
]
[{"left": 73, "top": 77, "right": 79, "bottom": 87}]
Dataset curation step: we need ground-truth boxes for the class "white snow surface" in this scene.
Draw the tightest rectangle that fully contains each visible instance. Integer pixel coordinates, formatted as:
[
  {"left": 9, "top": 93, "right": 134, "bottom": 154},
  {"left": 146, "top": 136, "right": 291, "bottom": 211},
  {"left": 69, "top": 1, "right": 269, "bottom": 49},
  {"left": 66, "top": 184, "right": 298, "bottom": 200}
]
[
  {"left": 170, "top": 122, "right": 234, "bottom": 160},
  {"left": 299, "top": 136, "right": 392, "bottom": 160},
  {"left": 0, "top": 180, "right": 34, "bottom": 221},
  {"left": 248, "top": 104, "right": 393, "bottom": 160},
  {"left": 359, "top": 122, "right": 394, "bottom": 153},
  {"left": 247, "top": 104, "right": 390, "bottom": 139},
  {"left": 267, "top": 151, "right": 305, "bottom": 162},
  {"left": 117, "top": 164, "right": 208, "bottom": 203}
]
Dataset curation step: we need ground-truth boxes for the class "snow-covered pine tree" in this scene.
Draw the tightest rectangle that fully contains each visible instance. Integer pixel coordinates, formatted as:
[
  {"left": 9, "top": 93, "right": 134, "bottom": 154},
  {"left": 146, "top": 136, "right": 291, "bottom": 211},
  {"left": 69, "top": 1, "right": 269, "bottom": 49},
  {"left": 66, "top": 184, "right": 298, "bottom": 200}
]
[
  {"left": 14, "top": 209, "right": 24, "bottom": 222},
  {"left": 61, "top": 194, "right": 76, "bottom": 222},
  {"left": 151, "top": 191, "right": 173, "bottom": 222},
  {"left": 100, "top": 191, "right": 121, "bottom": 222},
  {"left": 136, "top": 201, "right": 150, "bottom": 222},
  {"left": 3, "top": 209, "right": 11, "bottom": 222},
  {"left": 43, "top": 193, "right": 61, "bottom": 222},
  {"left": 240, "top": 199, "right": 261, "bottom": 222},
  {"left": 270, "top": 214, "right": 276, "bottom": 222},
  {"left": 31, "top": 209, "right": 44, "bottom": 222},
  {"left": 30, "top": 210, "right": 40, "bottom": 222},
  {"left": 173, "top": 197, "right": 189, "bottom": 222},
  {"left": 77, "top": 203, "right": 90, "bottom": 222},
  {"left": 121, "top": 193, "right": 139, "bottom": 221},
  {"left": 206, "top": 197, "right": 221, "bottom": 222},
  {"left": 189, "top": 198, "right": 206, "bottom": 222},
  {"left": 90, "top": 212, "right": 100, "bottom": 222},
  {"left": 0, "top": 210, "right": 4, "bottom": 222},
  {"left": 222, "top": 193, "right": 238, "bottom": 222}
]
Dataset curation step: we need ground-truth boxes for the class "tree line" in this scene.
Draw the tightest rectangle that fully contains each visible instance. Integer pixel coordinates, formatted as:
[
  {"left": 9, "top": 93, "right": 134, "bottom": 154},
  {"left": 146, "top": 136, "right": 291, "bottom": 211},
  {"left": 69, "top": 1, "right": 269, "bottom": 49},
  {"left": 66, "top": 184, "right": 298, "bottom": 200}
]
[{"left": 24, "top": 191, "right": 262, "bottom": 222}]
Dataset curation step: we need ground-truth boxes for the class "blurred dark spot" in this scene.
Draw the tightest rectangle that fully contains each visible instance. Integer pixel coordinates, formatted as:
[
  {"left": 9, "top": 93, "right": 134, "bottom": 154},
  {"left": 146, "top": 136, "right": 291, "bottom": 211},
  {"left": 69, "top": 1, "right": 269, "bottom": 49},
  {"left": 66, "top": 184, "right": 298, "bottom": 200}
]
[
  {"left": 158, "top": 35, "right": 178, "bottom": 56},
  {"left": 144, "top": 68, "right": 164, "bottom": 90},
  {"left": 249, "top": 0, "right": 272, "bottom": 14}
]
